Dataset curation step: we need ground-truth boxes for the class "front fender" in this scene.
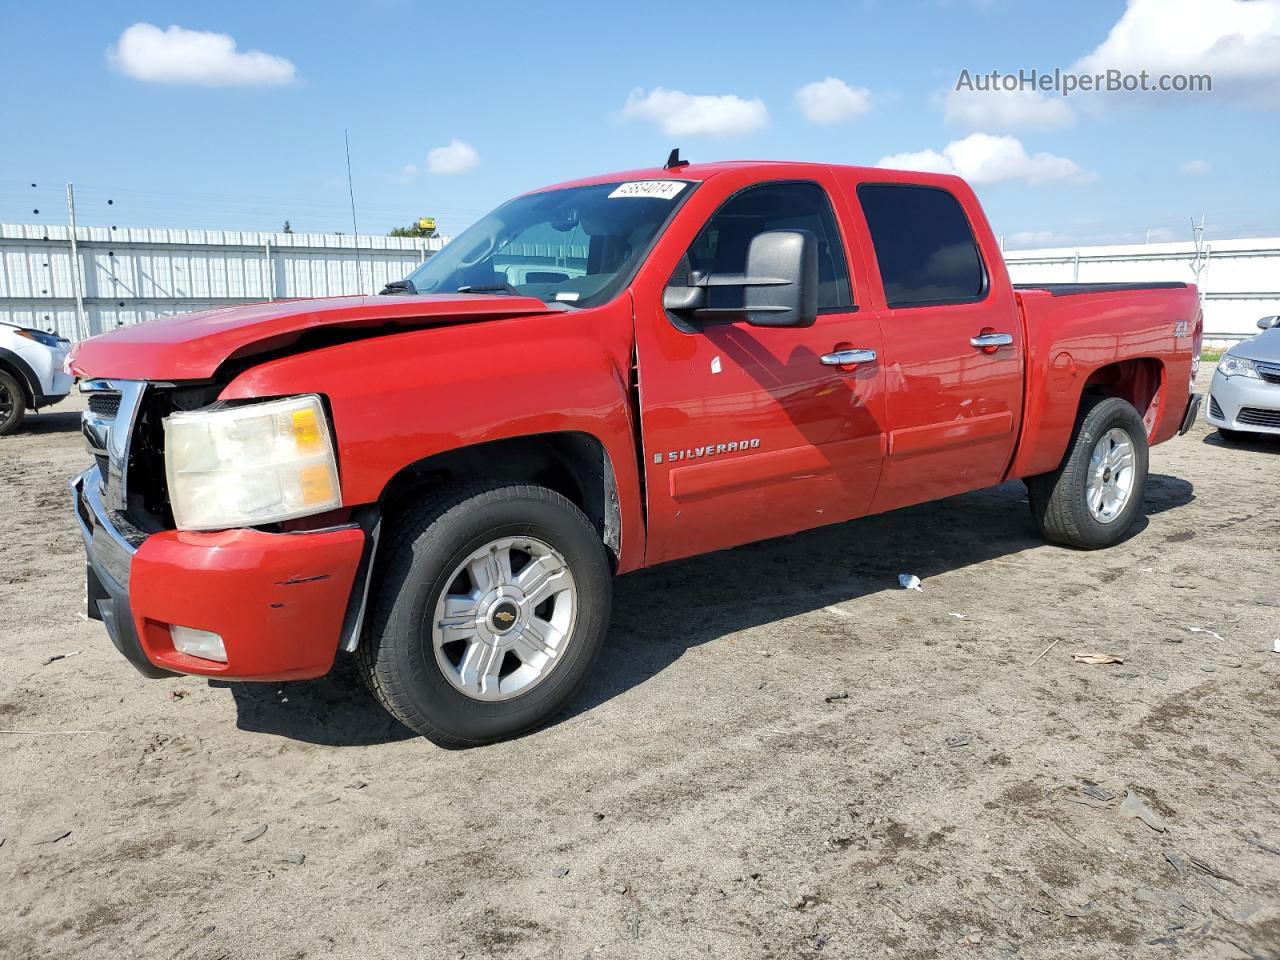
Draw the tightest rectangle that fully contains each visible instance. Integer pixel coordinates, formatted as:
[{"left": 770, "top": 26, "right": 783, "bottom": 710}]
[{"left": 219, "top": 300, "right": 647, "bottom": 571}]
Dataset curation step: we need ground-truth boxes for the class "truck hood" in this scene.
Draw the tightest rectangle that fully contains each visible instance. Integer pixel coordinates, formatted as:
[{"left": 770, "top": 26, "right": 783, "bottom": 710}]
[
  {"left": 67, "top": 294, "right": 560, "bottom": 381},
  {"left": 1236, "top": 327, "right": 1280, "bottom": 364}
]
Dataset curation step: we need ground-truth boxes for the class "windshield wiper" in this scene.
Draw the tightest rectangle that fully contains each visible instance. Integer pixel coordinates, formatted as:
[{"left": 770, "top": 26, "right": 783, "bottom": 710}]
[
  {"left": 456, "top": 283, "right": 521, "bottom": 297},
  {"left": 379, "top": 279, "right": 416, "bottom": 296}
]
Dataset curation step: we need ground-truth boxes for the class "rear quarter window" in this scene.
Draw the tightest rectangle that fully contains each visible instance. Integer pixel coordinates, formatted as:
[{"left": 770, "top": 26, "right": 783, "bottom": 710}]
[{"left": 857, "top": 184, "right": 987, "bottom": 308}]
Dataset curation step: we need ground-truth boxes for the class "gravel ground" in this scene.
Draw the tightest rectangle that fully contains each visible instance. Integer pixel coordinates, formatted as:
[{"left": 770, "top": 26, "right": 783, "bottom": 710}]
[{"left": 1, "top": 388, "right": 1278, "bottom": 960}]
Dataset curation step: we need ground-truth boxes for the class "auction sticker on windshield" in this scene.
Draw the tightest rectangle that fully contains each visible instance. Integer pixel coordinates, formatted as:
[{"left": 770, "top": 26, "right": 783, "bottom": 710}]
[{"left": 608, "top": 181, "right": 688, "bottom": 200}]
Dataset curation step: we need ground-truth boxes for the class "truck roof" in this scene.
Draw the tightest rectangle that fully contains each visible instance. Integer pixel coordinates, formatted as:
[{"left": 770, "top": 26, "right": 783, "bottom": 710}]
[{"left": 531, "top": 160, "right": 969, "bottom": 195}]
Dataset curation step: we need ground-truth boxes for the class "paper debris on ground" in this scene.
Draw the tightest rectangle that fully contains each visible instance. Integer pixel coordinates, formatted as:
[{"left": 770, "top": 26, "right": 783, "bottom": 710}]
[
  {"left": 1119, "top": 790, "right": 1167, "bottom": 832},
  {"left": 1188, "top": 627, "right": 1226, "bottom": 643},
  {"left": 1073, "top": 653, "right": 1125, "bottom": 665},
  {"left": 898, "top": 574, "right": 922, "bottom": 592}
]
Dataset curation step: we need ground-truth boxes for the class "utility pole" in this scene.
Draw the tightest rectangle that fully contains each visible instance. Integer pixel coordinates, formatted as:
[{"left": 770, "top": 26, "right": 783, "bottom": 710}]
[
  {"left": 344, "top": 130, "right": 365, "bottom": 295},
  {"left": 66, "top": 182, "right": 89, "bottom": 340},
  {"left": 1189, "top": 215, "right": 1209, "bottom": 310}
]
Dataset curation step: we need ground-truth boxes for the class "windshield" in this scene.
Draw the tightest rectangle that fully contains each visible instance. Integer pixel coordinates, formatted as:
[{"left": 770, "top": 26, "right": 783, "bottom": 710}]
[{"left": 400, "top": 180, "right": 694, "bottom": 308}]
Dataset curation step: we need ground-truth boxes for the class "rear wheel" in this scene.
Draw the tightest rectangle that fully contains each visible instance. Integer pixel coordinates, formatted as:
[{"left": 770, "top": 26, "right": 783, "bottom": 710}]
[
  {"left": 1027, "top": 396, "right": 1149, "bottom": 550},
  {"left": 357, "top": 482, "right": 611, "bottom": 747},
  {"left": 0, "top": 370, "right": 26, "bottom": 436}
]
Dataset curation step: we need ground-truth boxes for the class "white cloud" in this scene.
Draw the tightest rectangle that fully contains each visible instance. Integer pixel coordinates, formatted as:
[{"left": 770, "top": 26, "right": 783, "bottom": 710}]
[
  {"left": 620, "top": 87, "right": 767, "bottom": 137},
  {"left": 794, "top": 77, "right": 872, "bottom": 124},
  {"left": 427, "top": 140, "right": 479, "bottom": 175},
  {"left": 1181, "top": 159, "right": 1211, "bottom": 175},
  {"left": 107, "top": 23, "right": 296, "bottom": 86},
  {"left": 1005, "top": 230, "right": 1067, "bottom": 249},
  {"left": 1003, "top": 225, "right": 1187, "bottom": 250},
  {"left": 944, "top": 87, "right": 1074, "bottom": 130},
  {"left": 1073, "top": 0, "right": 1280, "bottom": 97},
  {"left": 877, "top": 133, "right": 1093, "bottom": 185},
  {"left": 876, "top": 147, "right": 956, "bottom": 177}
]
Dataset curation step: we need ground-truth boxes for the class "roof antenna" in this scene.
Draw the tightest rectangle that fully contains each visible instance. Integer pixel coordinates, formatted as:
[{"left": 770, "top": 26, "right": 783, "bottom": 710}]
[{"left": 664, "top": 148, "right": 689, "bottom": 170}]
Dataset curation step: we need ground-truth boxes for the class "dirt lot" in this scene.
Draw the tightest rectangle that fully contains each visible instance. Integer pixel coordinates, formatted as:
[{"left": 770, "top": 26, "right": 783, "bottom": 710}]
[{"left": 1, "top": 388, "right": 1277, "bottom": 960}]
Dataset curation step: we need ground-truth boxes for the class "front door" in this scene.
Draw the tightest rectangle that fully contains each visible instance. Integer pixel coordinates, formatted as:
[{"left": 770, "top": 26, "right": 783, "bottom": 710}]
[{"left": 634, "top": 178, "right": 887, "bottom": 565}]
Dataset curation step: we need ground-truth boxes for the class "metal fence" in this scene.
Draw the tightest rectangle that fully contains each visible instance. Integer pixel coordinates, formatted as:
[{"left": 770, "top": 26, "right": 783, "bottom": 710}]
[
  {"left": 3, "top": 220, "right": 1276, "bottom": 343},
  {"left": 1004, "top": 237, "right": 1280, "bottom": 340},
  {"left": 0, "top": 223, "right": 445, "bottom": 341}
]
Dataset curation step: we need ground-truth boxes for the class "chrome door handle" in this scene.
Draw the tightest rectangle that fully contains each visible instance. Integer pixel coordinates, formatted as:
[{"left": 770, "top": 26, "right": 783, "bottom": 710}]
[
  {"left": 820, "top": 349, "right": 877, "bottom": 367},
  {"left": 970, "top": 333, "right": 1013, "bottom": 349}
]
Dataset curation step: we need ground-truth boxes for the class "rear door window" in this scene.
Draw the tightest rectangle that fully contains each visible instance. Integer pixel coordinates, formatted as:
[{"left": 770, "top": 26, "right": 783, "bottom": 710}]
[{"left": 856, "top": 184, "right": 987, "bottom": 308}]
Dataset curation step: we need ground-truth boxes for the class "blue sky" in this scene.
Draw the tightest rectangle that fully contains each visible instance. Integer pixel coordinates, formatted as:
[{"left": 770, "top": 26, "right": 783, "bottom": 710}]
[{"left": 1, "top": 0, "right": 1277, "bottom": 248}]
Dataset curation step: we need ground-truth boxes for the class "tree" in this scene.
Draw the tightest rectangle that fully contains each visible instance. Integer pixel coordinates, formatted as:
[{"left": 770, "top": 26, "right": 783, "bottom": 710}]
[
  {"left": 389, "top": 217, "right": 437, "bottom": 238},
  {"left": 282, "top": 220, "right": 294, "bottom": 234}
]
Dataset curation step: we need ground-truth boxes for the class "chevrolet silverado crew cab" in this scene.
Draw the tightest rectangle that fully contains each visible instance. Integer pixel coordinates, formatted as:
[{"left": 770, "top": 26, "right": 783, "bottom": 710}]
[{"left": 69, "top": 160, "right": 1203, "bottom": 746}]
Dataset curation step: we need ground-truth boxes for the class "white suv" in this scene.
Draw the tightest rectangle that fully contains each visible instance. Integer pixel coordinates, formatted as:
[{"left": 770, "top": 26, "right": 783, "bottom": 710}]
[{"left": 0, "top": 321, "right": 73, "bottom": 435}]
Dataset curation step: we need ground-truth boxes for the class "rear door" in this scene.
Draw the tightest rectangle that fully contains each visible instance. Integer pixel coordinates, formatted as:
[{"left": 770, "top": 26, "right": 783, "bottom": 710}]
[
  {"left": 633, "top": 173, "right": 886, "bottom": 565},
  {"left": 849, "top": 180, "right": 1024, "bottom": 513}
]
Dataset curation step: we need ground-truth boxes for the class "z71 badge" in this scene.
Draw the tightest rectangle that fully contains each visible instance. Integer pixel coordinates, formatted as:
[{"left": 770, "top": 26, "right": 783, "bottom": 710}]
[{"left": 653, "top": 439, "right": 761, "bottom": 465}]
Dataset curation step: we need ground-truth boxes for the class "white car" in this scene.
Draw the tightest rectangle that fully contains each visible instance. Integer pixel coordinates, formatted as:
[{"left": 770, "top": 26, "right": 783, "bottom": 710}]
[
  {"left": 1206, "top": 315, "right": 1280, "bottom": 441},
  {"left": 0, "top": 321, "right": 73, "bottom": 435}
]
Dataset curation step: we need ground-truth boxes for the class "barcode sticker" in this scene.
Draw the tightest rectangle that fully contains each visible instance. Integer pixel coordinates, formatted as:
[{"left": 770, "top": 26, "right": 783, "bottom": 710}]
[{"left": 608, "top": 181, "right": 688, "bottom": 200}]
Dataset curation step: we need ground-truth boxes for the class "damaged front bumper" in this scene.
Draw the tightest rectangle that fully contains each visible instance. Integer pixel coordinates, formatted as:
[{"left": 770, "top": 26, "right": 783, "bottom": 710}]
[{"left": 71, "top": 468, "right": 369, "bottom": 682}]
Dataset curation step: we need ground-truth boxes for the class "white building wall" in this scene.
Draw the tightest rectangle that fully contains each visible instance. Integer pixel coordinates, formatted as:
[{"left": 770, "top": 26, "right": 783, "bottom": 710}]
[
  {"left": 1004, "top": 237, "right": 1280, "bottom": 339},
  {"left": 0, "top": 223, "right": 445, "bottom": 340},
  {"left": 4, "top": 221, "right": 1275, "bottom": 343}
]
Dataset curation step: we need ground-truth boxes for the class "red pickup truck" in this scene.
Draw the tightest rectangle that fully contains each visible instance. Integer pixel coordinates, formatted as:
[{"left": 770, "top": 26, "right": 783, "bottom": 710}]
[{"left": 69, "top": 160, "right": 1202, "bottom": 746}]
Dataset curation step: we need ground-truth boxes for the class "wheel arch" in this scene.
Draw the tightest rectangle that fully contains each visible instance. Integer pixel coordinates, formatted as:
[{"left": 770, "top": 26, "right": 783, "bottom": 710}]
[
  {"left": 1011, "top": 355, "right": 1167, "bottom": 481},
  {"left": 377, "top": 431, "right": 623, "bottom": 569},
  {"left": 1080, "top": 356, "right": 1166, "bottom": 437},
  {"left": 0, "top": 348, "right": 39, "bottom": 409}
]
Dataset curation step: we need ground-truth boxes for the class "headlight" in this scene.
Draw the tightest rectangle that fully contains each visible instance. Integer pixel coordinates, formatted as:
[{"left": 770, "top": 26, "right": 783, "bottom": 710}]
[
  {"left": 16, "top": 328, "right": 62, "bottom": 348},
  {"left": 163, "top": 395, "right": 341, "bottom": 531},
  {"left": 1216, "top": 354, "right": 1261, "bottom": 380}
]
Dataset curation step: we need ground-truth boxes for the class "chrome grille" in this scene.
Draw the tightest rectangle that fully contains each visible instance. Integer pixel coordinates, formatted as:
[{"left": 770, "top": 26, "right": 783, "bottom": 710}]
[
  {"left": 79, "top": 380, "right": 148, "bottom": 511},
  {"left": 87, "top": 393, "right": 121, "bottom": 418},
  {"left": 1255, "top": 360, "right": 1280, "bottom": 385},
  {"left": 1238, "top": 406, "right": 1280, "bottom": 428},
  {"left": 1209, "top": 395, "right": 1224, "bottom": 420}
]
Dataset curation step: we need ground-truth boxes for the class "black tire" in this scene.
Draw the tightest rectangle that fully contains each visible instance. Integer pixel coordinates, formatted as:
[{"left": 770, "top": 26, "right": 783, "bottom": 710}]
[
  {"left": 1217, "top": 427, "right": 1250, "bottom": 443},
  {"left": 0, "top": 370, "right": 27, "bottom": 436},
  {"left": 1027, "top": 395, "right": 1150, "bottom": 550},
  {"left": 357, "top": 482, "right": 611, "bottom": 747}
]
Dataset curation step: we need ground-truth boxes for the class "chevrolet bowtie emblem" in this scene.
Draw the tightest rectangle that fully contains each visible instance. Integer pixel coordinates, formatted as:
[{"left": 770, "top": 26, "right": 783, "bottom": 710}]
[{"left": 495, "top": 611, "right": 515, "bottom": 624}]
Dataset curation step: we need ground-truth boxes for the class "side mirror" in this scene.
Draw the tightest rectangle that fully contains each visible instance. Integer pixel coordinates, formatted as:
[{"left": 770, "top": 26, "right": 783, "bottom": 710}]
[
  {"left": 1258, "top": 315, "right": 1280, "bottom": 331},
  {"left": 740, "top": 230, "right": 818, "bottom": 328},
  {"left": 661, "top": 229, "right": 818, "bottom": 328}
]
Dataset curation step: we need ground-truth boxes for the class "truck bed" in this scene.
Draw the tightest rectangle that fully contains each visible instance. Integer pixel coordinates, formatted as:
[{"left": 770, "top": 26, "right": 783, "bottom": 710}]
[{"left": 1012, "top": 281, "right": 1189, "bottom": 297}]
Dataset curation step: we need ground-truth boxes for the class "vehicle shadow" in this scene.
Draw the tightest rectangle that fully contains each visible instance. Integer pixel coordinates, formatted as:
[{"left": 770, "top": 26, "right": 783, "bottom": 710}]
[
  {"left": 563, "top": 473, "right": 1193, "bottom": 723},
  {"left": 211, "top": 658, "right": 416, "bottom": 747},
  {"left": 22, "top": 411, "right": 82, "bottom": 435},
  {"left": 215, "top": 474, "right": 1193, "bottom": 746},
  {"left": 1201, "top": 431, "right": 1280, "bottom": 452}
]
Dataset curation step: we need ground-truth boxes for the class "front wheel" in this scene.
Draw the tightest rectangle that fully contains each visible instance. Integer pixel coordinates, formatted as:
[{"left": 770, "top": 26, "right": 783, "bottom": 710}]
[
  {"left": 357, "top": 482, "right": 612, "bottom": 747},
  {"left": 1027, "top": 396, "right": 1150, "bottom": 550},
  {"left": 0, "top": 370, "right": 26, "bottom": 436}
]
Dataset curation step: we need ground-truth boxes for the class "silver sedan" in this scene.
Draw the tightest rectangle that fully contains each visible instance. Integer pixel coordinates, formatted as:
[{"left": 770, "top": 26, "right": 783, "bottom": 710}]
[{"left": 1206, "top": 315, "right": 1280, "bottom": 441}]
